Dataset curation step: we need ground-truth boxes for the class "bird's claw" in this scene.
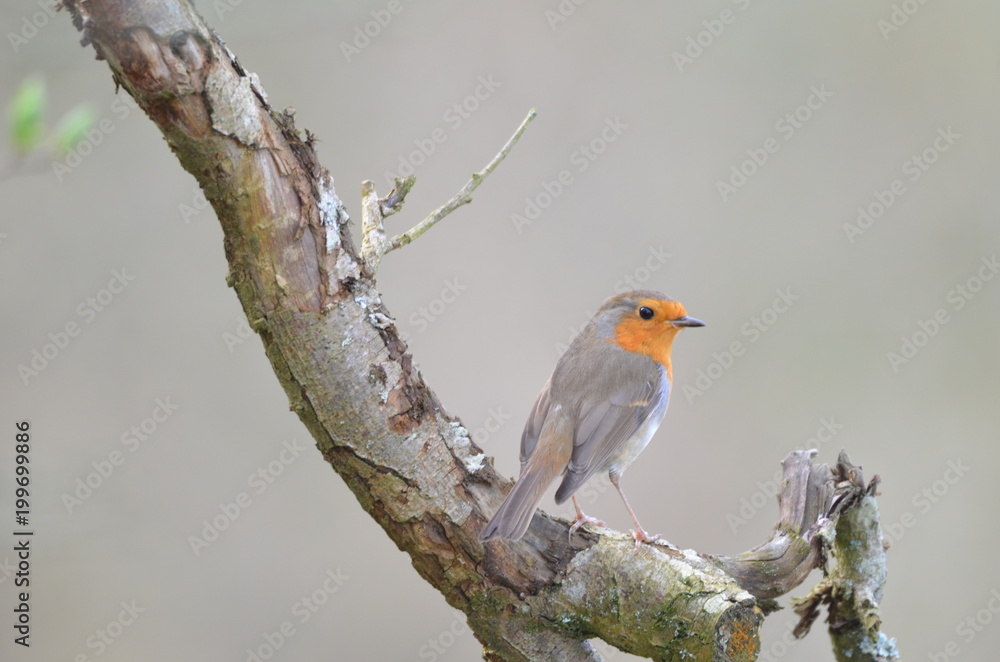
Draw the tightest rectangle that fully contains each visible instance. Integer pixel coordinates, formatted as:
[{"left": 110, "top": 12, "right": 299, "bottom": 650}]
[
  {"left": 629, "top": 528, "right": 661, "bottom": 553},
  {"left": 569, "top": 515, "right": 607, "bottom": 538}
]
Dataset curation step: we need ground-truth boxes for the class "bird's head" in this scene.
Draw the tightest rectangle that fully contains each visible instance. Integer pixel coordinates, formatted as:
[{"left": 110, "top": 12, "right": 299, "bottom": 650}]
[{"left": 599, "top": 290, "right": 704, "bottom": 378}]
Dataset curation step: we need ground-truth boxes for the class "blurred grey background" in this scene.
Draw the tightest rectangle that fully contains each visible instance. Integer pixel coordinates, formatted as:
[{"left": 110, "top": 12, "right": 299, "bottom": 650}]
[{"left": 2, "top": 1, "right": 999, "bottom": 660}]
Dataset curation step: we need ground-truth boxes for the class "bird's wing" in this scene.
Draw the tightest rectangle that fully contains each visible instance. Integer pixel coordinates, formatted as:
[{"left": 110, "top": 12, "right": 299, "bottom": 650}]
[
  {"left": 553, "top": 371, "right": 669, "bottom": 503},
  {"left": 519, "top": 377, "right": 553, "bottom": 473}
]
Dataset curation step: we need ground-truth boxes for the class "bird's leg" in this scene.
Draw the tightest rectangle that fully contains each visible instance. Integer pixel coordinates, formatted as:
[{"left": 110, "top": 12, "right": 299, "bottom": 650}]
[
  {"left": 610, "top": 475, "right": 665, "bottom": 553},
  {"left": 568, "top": 495, "right": 606, "bottom": 537}
]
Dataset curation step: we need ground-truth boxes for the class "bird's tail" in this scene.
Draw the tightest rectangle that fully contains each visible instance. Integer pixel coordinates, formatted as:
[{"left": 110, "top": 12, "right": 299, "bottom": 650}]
[
  {"left": 479, "top": 462, "right": 559, "bottom": 542},
  {"left": 479, "top": 419, "right": 572, "bottom": 542}
]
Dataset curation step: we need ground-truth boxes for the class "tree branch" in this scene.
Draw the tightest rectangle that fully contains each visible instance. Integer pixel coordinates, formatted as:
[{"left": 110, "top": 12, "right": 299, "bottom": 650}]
[
  {"left": 712, "top": 450, "right": 834, "bottom": 601},
  {"left": 791, "top": 452, "right": 899, "bottom": 661},
  {"left": 359, "top": 174, "right": 415, "bottom": 272},
  {"left": 384, "top": 108, "right": 535, "bottom": 254},
  {"left": 358, "top": 109, "right": 534, "bottom": 273},
  {"left": 61, "top": 3, "right": 895, "bottom": 660}
]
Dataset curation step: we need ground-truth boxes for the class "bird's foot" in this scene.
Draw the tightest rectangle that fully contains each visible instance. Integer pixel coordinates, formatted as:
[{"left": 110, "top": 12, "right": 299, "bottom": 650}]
[
  {"left": 629, "top": 528, "right": 661, "bottom": 554},
  {"left": 569, "top": 514, "right": 607, "bottom": 538}
]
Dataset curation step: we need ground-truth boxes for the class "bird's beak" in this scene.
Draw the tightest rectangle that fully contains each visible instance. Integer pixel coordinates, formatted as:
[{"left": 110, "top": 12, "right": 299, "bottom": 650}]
[{"left": 671, "top": 316, "right": 705, "bottom": 328}]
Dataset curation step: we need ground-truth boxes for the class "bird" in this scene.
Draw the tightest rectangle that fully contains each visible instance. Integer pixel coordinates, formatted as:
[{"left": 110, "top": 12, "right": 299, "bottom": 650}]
[{"left": 479, "top": 290, "right": 704, "bottom": 551}]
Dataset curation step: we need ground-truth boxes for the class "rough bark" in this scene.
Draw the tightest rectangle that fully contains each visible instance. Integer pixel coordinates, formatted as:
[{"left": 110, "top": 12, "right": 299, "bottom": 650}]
[
  {"left": 791, "top": 453, "right": 899, "bottom": 661},
  {"left": 712, "top": 451, "right": 834, "bottom": 601},
  {"left": 61, "top": 2, "right": 895, "bottom": 660}
]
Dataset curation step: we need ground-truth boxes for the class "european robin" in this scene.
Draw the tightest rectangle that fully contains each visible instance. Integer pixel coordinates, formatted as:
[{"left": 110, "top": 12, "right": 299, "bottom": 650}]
[{"left": 479, "top": 290, "right": 704, "bottom": 550}]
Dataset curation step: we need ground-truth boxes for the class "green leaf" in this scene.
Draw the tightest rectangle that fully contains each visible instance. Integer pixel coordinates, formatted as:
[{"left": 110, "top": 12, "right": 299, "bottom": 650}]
[
  {"left": 9, "top": 76, "right": 46, "bottom": 154},
  {"left": 53, "top": 104, "right": 97, "bottom": 155}
]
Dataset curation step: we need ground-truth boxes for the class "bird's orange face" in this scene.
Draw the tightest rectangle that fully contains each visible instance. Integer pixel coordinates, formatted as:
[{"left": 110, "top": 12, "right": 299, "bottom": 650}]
[{"left": 609, "top": 299, "right": 702, "bottom": 379}]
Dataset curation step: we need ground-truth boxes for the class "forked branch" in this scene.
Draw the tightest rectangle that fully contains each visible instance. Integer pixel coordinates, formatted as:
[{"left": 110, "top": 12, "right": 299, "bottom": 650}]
[
  {"left": 360, "top": 109, "right": 536, "bottom": 272},
  {"left": 62, "top": 2, "right": 896, "bottom": 659}
]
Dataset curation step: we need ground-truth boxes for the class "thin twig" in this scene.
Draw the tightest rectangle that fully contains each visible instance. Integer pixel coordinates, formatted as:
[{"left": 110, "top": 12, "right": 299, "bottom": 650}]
[
  {"left": 381, "top": 175, "right": 415, "bottom": 215},
  {"left": 385, "top": 108, "right": 537, "bottom": 253},
  {"left": 359, "top": 176, "right": 416, "bottom": 272}
]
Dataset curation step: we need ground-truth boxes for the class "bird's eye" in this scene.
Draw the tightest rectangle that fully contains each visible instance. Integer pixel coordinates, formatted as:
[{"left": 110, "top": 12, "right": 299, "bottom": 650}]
[{"left": 639, "top": 306, "right": 654, "bottom": 320}]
